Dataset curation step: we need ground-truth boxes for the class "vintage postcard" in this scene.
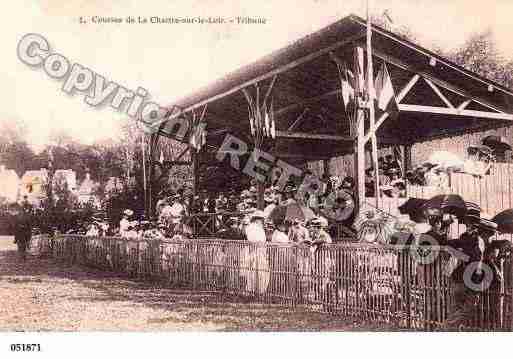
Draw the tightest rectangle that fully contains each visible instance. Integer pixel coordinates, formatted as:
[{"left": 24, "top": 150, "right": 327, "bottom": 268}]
[{"left": 1, "top": 0, "right": 512, "bottom": 356}]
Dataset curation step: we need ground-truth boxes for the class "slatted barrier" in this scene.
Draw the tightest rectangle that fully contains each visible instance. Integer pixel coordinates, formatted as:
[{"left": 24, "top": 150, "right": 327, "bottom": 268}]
[{"left": 31, "top": 234, "right": 513, "bottom": 331}]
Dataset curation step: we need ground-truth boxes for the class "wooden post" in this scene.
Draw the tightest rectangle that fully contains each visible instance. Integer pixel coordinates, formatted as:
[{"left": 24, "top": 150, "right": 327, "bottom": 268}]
[
  {"left": 192, "top": 149, "right": 199, "bottom": 196},
  {"left": 366, "top": 4, "right": 380, "bottom": 210},
  {"left": 403, "top": 144, "right": 412, "bottom": 172},
  {"left": 257, "top": 181, "right": 265, "bottom": 210},
  {"left": 355, "top": 109, "right": 366, "bottom": 211},
  {"left": 322, "top": 159, "right": 330, "bottom": 177},
  {"left": 354, "top": 45, "right": 366, "bottom": 211}
]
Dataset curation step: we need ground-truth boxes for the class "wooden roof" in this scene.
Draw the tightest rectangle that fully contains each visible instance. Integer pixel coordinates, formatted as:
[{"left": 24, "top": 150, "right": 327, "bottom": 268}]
[{"left": 160, "top": 14, "right": 513, "bottom": 164}]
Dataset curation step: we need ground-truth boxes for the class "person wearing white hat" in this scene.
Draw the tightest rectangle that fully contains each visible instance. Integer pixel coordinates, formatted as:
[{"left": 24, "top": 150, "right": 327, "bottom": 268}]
[
  {"left": 119, "top": 209, "right": 135, "bottom": 238},
  {"left": 245, "top": 210, "right": 266, "bottom": 243}
]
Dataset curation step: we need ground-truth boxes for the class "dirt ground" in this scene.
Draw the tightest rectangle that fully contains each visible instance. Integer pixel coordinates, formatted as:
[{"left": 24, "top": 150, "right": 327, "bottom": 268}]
[{"left": 0, "top": 235, "right": 387, "bottom": 331}]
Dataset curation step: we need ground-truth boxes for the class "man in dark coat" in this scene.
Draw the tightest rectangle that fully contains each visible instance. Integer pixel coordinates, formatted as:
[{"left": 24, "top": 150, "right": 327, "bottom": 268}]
[
  {"left": 443, "top": 218, "right": 497, "bottom": 330},
  {"left": 10, "top": 205, "right": 33, "bottom": 262}
]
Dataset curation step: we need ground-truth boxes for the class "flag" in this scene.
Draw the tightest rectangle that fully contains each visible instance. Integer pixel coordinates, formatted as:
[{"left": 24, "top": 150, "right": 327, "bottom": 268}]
[
  {"left": 264, "top": 110, "right": 270, "bottom": 137},
  {"left": 354, "top": 47, "right": 365, "bottom": 97},
  {"left": 335, "top": 60, "right": 356, "bottom": 113},
  {"left": 189, "top": 122, "right": 206, "bottom": 151},
  {"left": 248, "top": 104, "right": 255, "bottom": 136},
  {"left": 270, "top": 101, "right": 276, "bottom": 139},
  {"left": 374, "top": 61, "right": 398, "bottom": 118}
]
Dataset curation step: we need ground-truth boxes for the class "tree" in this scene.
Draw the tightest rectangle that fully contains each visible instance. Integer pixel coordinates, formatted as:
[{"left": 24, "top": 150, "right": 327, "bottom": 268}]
[
  {"left": 448, "top": 30, "right": 513, "bottom": 89},
  {"left": 0, "top": 119, "right": 37, "bottom": 176}
]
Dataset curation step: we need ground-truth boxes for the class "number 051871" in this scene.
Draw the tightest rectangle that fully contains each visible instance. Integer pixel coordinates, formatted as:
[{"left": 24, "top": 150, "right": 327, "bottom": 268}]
[{"left": 10, "top": 344, "right": 41, "bottom": 352}]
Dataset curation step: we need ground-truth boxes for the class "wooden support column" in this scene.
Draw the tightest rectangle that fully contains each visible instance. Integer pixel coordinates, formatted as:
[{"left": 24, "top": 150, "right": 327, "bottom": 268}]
[
  {"left": 257, "top": 182, "right": 265, "bottom": 210},
  {"left": 355, "top": 109, "right": 366, "bottom": 211},
  {"left": 322, "top": 159, "right": 330, "bottom": 177},
  {"left": 147, "top": 132, "right": 159, "bottom": 218},
  {"left": 192, "top": 149, "right": 199, "bottom": 197},
  {"left": 403, "top": 144, "right": 412, "bottom": 172}
]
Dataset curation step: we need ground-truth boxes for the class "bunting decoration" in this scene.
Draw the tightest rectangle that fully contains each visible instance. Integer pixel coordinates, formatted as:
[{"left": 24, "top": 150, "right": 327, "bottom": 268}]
[
  {"left": 243, "top": 75, "right": 277, "bottom": 151},
  {"left": 188, "top": 106, "right": 208, "bottom": 152},
  {"left": 374, "top": 61, "right": 398, "bottom": 120},
  {"left": 333, "top": 57, "right": 398, "bottom": 133}
]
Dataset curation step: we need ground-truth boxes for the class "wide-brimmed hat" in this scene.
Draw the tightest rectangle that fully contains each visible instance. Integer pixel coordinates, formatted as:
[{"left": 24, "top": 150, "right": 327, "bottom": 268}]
[
  {"left": 308, "top": 217, "right": 323, "bottom": 227},
  {"left": 464, "top": 202, "right": 481, "bottom": 222},
  {"left": 424, "top": 207, "right": 442, "bottom": 218},
  {"left": 250, "top": 210, "right": 266, "bottom": 220},
  {"left": 282, "top": 183, "right": 297, "bottom": 193},
  {"left": 342, "top": 176, "right": 355, "bottom": 187},
  {"left": 123, "top": 209, "right": 134, "bottom": 216},
  {"left": 482, "top": 135, "right": 512, "bottom": 153},
  {"left": 387, "top": 168, "right": 400, "bottom": 176},
  {"left": 476, "top": 218, "right": 498, "bottom": 234}
]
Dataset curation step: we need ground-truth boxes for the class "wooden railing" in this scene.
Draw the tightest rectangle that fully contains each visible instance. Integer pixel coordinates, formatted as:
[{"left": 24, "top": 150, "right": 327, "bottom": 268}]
[
  {"left": 183, "top": 211, "right": 356, "bottom": 240},
  {"left": 32, "top": 234, "right": 513, "bottom": 331}
]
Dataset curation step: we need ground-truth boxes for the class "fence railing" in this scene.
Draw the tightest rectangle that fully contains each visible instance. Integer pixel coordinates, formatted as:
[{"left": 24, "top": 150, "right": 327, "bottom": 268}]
[{"left": 33, "top": 234, "right": 513, "bottom": 331}]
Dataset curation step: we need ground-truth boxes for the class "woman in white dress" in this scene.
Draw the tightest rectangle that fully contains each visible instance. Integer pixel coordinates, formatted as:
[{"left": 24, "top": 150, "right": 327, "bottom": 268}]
[{"left": 241, "top": 210, "right": 270, "bottom": 295}]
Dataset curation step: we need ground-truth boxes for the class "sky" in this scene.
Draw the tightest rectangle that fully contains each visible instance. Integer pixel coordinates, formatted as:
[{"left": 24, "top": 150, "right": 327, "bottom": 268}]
[{"left": 2, "top": 0, "right": 513, "bottom": 152}]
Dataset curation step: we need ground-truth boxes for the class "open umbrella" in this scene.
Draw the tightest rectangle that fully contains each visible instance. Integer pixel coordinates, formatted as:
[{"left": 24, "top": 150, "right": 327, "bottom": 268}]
[
  {"left": 492, "top": 209, "right": 513, "bottom": 233},
  {"left": 467, "top": 145, "right": 493, "bottom": 158},
  {"left": 398, "top": 198, "right": 428, "bottom": 223},
  {"left": 482, "top": 135, "right": 512, "bottom": 154},
  {"left": 422, "top": 194, "right": 467, "bottom": 219},
  {"left": 267, "top": 202, "right": 315, "bottom": 224}
]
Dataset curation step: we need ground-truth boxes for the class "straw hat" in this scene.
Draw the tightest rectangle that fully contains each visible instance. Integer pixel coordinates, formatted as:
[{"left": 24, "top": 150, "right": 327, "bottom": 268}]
[{"left": 123, "top": 209, "right": 134, "bottom": 217}]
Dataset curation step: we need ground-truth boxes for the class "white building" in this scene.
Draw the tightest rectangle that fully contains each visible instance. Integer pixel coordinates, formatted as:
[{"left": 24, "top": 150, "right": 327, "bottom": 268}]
[
  {"left": 53, "top": 169, "right": 77, "bottom": 191},
  {"left": 19, "top": 168, "right": 49, "bottom": 206},
  {"left": 0, "top": 165, "right": 20, "bottom": 203}
]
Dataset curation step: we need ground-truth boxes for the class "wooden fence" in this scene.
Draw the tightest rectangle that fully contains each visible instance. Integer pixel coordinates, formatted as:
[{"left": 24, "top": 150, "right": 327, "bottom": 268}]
[
  {"left": 408, "top": 163, "right": 513, "bottom": 239},
  {"left": 32, "top": 234, "right": 513, "bottom": 331},
  {"left": 407, "top": 163, "right": 513, "bottom": 216}
]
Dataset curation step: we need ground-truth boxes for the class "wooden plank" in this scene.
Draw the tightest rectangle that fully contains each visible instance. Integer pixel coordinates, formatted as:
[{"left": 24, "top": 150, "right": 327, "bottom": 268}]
[
  {"left": 372, "top": 49, "right": 509, "bottom": 114},
  {"left": 398, "top": 104, "right": 513, "bottom": 121},
  {"left": 275, "top": 131, "right": 353, "bottom": 141},
  {"left": 425, "top": 78, "right": 454, "bottom": 108}
]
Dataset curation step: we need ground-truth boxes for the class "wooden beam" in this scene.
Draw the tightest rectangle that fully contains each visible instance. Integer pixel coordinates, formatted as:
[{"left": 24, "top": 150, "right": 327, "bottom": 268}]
[
  {"left": 351, "top": 17, "right": 513, "bottom": 99},
  {"left": 362, "top": 74, "right": 421, "bottom": 145},
  {"left": 372, "top": 49, "right": 508, "bottom": 114},
  {"left": 166, "top": 32, "right": 366, "bottom": 120},
  {"left": 276, "top": 131, "right": 353, "bottom": 141},
  {"left": 363, "top": 112, "right": 389, "bottom": 143},
  {"left": 424, "top": 78, "right": 454, "bottom": 108},
  {"left": 398, "top": 104, "right": 513, "bottom": 121},
  {"left": 173, "top": 146, "right": 190, "bottom": 162},
  {"left": 262, "top": 74, "right": 278, "bottom": 107},
  {"left": 273, "top": 153, "right": 338, "bottom": 160},
  {"left": 458, "top": 99, "right": 472, "bottom": 111},
  {"left": 274, "top": 89, "right": 342, "bottom": 118},
  {"left": 287, "top": 108, "right": 309, "bottom": 131},
  {"left": 396, "top": 74, "right": 420, "bottom": 103},
  {"left": 206, "top": 128, "right": 230, "bottom": 137}
]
